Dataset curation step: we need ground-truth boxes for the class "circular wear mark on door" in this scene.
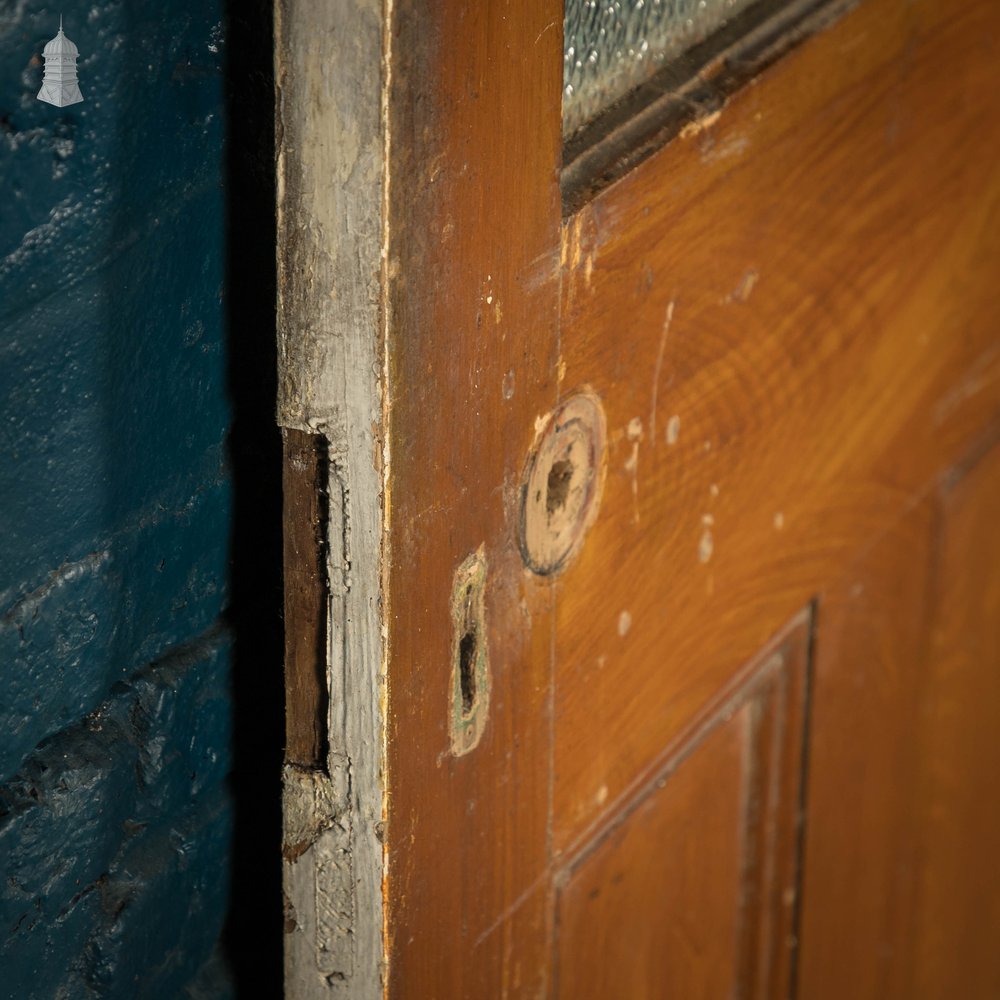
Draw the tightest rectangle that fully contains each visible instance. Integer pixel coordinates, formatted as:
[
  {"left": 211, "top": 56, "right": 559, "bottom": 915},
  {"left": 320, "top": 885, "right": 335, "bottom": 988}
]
[{"left": 519, "top": 392, "right": 607, "bottom": 575}]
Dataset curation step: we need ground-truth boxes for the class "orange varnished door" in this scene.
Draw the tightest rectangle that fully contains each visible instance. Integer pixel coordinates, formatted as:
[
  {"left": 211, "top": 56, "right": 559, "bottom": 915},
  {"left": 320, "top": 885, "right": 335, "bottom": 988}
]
[{"left": 381, "top": 1, "right": 1000, "bottom": 997}]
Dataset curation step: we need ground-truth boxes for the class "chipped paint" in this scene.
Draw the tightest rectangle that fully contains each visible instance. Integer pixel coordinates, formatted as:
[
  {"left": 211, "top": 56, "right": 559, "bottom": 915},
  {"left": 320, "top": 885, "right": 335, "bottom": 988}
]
[
  {"left": 449, "top": 547, "right": 490, "bottom": 756},
  {"left": 561, "top": 205, "right": 599, "bottom": 308},
  {"left": 678, "top": 108, "right": 723, "bottom": 141}
]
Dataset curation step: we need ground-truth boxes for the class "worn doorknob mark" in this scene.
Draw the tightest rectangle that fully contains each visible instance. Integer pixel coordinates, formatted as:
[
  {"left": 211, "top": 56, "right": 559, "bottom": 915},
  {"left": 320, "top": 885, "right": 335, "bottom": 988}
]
[{"left": 519, "top": 392, "right": 607, "bottom": 575}]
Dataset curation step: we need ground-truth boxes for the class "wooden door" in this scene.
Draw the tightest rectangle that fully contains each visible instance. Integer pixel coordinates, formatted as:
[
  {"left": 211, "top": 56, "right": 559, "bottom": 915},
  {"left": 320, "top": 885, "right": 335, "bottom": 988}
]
[{"left": 276, "top": 0, "right": 1000, "bottom": 997}]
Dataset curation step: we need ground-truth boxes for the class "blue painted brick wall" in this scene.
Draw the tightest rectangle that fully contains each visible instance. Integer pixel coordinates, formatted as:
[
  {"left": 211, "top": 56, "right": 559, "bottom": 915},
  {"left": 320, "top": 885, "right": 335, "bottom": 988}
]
[{"left": 1, "top": 1, "right": 236, "bottom": 994}]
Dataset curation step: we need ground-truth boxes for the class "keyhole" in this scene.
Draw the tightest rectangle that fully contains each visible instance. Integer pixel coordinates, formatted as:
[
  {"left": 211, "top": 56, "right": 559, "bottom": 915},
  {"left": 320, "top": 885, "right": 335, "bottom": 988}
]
[
  {"left": 546, "top": 458, "right": 574, "bottom": 516},
  {"left": 449, "top": 548, "right": 490, "bottom": 756},
  {"left": 459, "top": 585, "right": 478, "bottom": 716},
  {"left": 459, "top": 628, "right": 477, "bottom": 715}
]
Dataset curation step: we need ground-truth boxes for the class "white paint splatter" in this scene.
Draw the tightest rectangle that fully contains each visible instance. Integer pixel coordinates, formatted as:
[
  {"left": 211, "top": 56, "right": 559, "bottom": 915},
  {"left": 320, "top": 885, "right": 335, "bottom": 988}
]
[
  {"left": 618, "top": 610, "right": 632, "bottom": 637},
  {"left": 666, "top": 414, "right": 681, "bottom": 445},
  {"left": 699, "top": 528, "right": 714, "bottom": 563},
  {"left": 732, "top": 268, "right": 759, "bottom": 302},
  {"left": 624, "top": 418, "right": 643, "bottom": 525}
]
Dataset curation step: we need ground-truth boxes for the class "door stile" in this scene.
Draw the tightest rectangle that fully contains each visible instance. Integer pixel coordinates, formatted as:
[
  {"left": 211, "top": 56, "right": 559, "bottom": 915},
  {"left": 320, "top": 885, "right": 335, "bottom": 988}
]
[{"left": 383, "top": 2, "right": 565, "bottom": 997}]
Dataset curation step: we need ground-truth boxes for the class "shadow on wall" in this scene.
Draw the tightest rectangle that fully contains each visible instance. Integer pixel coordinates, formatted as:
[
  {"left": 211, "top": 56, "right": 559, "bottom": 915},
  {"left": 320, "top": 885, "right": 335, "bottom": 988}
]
[
  {"left": 221, "top": 0, "right": 284, "bottom": 993},
  {"left": 0, "top": 0, "right": 282, "bottom": 994}
]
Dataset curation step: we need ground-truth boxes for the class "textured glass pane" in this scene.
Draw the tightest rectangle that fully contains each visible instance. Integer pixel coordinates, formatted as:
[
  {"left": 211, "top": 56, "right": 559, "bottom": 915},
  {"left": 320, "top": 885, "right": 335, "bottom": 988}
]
[{"left": 564, "top": 0, "right": 759, "bottom": 136}]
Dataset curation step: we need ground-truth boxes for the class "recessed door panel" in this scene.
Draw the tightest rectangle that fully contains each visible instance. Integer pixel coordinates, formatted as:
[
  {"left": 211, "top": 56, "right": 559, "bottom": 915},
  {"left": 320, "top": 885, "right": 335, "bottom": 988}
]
[
  {"left": 799, "top": 436, "right": 1000, "bottom": 1000},
  {"left": 556, "top": 616, "right": 811, "bottom": 1000}
]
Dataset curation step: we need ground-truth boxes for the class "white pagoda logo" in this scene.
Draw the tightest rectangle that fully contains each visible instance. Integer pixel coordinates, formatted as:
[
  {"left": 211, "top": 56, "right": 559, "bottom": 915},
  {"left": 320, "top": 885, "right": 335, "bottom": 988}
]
[{"left": 37, "top": 17, "right": 84, "bottom": 108}]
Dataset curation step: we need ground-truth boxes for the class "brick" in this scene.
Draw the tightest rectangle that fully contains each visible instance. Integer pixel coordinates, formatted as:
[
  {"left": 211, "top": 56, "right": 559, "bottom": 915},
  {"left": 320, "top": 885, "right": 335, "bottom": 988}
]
[
  {"left": 70, "top": 798, "right": 233, "bottom": 999},
  {"left": 0, "top": 0, "right": 239, "bottom": 991},
  {"left": 0, "top": 487, "right": 231, "bottom": 782},
  {"left": 0, "top": 634, "right": 233, "bottom": 997}
]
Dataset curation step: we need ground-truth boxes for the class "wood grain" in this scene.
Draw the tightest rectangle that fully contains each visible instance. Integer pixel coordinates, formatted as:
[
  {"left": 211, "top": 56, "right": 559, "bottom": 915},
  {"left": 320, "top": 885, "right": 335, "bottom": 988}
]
[
  {"left": 554, "top": 0, "right": 1000, "bottom": 852},
  {"left": 555, "top": 615, "right": 811, "bottom": 1000},
  {"left": 798, "top": 434, "right": 1000, "bottom": 999},
  {"left": 384, "top": 2, "right": 563, "bottom": 996},
  {"left": 360, "top": 0, "right": 1000, "bottom": 995}
]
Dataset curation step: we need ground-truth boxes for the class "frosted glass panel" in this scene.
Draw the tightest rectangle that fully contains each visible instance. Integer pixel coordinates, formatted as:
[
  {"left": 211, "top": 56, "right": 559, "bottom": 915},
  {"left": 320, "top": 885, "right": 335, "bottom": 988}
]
[{"left": 564, "top": 0, "right": 759, "bottom": 136}]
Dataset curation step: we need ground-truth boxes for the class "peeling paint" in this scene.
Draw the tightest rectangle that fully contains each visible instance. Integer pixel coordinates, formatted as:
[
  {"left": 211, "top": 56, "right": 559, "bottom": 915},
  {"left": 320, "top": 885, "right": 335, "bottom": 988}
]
[{"left": 282, "top": 762, "right": 349, "bottom": 864}]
